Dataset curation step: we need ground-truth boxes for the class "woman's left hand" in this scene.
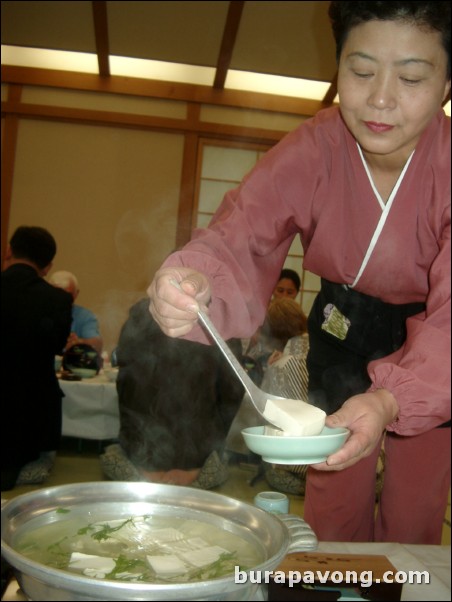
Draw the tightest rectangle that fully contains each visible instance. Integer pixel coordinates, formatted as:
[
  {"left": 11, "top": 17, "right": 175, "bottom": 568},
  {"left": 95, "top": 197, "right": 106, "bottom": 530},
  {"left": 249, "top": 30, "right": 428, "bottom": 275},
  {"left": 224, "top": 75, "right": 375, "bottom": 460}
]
[{"left": 313, "top": 389, "right": 399, "bottom": 471}]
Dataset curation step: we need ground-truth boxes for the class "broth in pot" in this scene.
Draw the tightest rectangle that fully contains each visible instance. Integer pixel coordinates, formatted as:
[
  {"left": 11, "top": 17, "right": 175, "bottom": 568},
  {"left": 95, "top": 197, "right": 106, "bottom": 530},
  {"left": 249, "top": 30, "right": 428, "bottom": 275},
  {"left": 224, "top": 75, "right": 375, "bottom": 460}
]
[{"left": 14, "top": 509, "right": 263, "bottom": 584}]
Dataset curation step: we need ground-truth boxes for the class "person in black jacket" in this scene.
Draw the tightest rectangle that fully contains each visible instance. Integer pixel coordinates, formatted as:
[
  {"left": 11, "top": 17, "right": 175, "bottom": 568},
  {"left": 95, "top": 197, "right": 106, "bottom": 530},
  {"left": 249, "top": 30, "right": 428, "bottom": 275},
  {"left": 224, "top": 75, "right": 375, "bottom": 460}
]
[
  {"left": 100, "top": 298, "right": 244, "bottom": 488},
  {"left": 1, "top": 226, "right": 72, "bottom": 490}
]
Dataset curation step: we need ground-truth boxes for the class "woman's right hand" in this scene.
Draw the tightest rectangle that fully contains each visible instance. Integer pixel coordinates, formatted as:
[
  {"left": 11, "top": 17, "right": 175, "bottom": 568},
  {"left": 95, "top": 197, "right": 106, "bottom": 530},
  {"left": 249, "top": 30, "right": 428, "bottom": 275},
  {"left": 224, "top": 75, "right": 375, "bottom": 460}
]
[{"left": 147, "top": 267, "right": 211, "bottom": 337}]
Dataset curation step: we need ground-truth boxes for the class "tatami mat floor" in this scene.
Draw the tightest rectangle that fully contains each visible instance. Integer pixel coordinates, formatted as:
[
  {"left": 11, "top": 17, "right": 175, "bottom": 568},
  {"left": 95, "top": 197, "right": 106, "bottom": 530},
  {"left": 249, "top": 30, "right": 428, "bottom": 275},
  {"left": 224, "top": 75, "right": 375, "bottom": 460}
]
[{"left": 2, "top": 438, "right": 450, "bottom": 546}]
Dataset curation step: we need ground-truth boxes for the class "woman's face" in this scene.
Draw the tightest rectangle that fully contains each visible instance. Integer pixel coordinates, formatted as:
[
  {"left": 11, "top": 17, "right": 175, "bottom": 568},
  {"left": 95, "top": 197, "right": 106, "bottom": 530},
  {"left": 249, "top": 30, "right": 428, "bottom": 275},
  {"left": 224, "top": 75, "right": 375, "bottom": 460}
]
[{"left": 338, "top": 19, "right": 450, "bottom": 166}]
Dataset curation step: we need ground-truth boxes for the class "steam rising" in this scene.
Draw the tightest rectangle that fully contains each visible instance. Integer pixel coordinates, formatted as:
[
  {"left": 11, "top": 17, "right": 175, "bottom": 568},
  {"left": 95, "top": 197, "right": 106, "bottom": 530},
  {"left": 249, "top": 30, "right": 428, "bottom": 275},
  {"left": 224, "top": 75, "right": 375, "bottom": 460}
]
[{"left": 116, "top": 299, "right": 244, "bottom": 471}]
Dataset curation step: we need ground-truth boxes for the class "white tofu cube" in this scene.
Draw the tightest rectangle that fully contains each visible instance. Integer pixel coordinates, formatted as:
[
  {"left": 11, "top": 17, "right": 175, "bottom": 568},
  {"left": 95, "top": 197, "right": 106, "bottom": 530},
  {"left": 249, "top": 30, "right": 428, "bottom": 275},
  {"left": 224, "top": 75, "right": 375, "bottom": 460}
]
[
  {"left": 263, "top": 399, "right": 326, "bottom": 436},
  {"left": 186, "top": 537, "right": 210, "bottom": 549},
  {"left": 162, "top": 537, "right": 209, "bottom": 554},
  {"left": 146, "top": 554, "right": 188, "bottom": 577},
  {"left": 69, "top": 552, "right": 116, "bottom": 576},
  {"left": 181, "top": 545, "right": 229, "bottom": 568},
  {"left": 148, "top": 528, "right": 184, "bottom": 543}
]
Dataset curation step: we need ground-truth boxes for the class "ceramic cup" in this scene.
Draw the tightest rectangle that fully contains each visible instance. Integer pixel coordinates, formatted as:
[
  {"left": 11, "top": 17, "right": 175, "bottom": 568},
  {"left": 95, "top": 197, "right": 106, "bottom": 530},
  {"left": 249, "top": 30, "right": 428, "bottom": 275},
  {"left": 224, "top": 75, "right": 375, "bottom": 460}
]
[{"left": 254, "top": 491, "right": 289, "bottom": 514}]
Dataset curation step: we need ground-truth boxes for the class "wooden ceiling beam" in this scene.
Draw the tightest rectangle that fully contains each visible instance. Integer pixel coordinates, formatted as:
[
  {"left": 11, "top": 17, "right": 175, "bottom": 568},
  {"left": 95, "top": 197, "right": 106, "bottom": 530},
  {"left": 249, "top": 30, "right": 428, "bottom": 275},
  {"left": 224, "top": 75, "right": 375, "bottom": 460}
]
[
  {"left": 92, "top": 0, "right": 110, "bottom": 77},
  {"left": 322, "top": 71, "right": 338, "bottom": 106},
  {"left": 213, "top": 1, "right": 245, "bottom": 90},
  {"left": 2, "top": 65, "right": 325, "bottom": 117}
]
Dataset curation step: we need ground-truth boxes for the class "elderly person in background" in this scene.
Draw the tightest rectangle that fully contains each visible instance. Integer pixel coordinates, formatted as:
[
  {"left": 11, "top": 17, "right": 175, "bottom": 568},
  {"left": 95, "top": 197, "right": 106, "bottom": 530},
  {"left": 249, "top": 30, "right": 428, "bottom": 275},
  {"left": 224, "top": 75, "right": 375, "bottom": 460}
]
[
  {"left": 242, "top": 269, "right": 302, "bottom": 360},
  {"left": 226, "top": 298, "right": 309, "bottom": 457},
  {"left": 1, "top": 226, "right": 72, "bottom": 490},
  {"left": 262, "top": 300, "right": 309, "bottom": 398},
  {"left": 246, "top": 297, "right": 308, "bottom": 380},
  {"left": 49, "top": 270, "right": 103, "bottom": 354}
]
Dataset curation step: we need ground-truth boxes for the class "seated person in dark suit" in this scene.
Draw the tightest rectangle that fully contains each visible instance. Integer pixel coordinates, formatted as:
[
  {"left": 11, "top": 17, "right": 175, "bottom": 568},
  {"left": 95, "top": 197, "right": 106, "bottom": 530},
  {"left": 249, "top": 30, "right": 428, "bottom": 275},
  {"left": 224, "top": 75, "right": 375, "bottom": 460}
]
[
  {"left": 1, "top": 226, "right": 72, "bottom": 490},
  {"left": 100, "top": 298, "right": 244, "bottom": 488}
]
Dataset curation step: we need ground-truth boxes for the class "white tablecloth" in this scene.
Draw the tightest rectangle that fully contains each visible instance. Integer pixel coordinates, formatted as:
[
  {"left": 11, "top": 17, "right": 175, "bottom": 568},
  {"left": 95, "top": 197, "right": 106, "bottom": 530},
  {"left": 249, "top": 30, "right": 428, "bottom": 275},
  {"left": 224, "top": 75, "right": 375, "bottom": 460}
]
[
  {"left": 60, "top": 373, "right": 120, "bottom": 440},
  {"left": 316, "top": 542, "right": 451, "bottom": 601}
]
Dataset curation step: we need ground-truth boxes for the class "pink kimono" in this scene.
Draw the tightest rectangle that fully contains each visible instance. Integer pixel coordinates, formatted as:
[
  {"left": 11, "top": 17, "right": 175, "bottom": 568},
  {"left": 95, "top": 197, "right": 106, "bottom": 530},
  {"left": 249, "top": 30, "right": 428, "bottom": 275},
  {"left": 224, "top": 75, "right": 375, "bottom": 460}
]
[{"left": 163, "top": 106, "right": 451, "bottom": 543}]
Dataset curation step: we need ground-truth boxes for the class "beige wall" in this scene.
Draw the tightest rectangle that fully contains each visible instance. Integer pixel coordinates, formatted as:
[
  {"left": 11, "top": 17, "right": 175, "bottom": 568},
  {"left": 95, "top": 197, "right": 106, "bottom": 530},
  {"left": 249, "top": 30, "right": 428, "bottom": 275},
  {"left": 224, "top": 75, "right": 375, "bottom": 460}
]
[
  {"left": 8, "top": 118, "right": 184, "bottom": 353},
  {"left": 2, "top": 79, "right": 316, "bottom": 354}
]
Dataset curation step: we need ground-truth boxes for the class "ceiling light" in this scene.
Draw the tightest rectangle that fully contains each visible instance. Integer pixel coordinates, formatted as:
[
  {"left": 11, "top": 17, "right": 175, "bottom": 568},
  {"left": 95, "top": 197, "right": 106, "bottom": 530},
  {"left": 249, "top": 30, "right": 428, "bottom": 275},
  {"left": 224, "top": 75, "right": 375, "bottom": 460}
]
[
  {"left": 110, "top": 55, "right": 215, "bottom": 86},
  {"left": 225, "top": 70, "right": 334, "bottom": 101},
  {"left": 1, "top": 45, "right": 98, "bottom": 74}
]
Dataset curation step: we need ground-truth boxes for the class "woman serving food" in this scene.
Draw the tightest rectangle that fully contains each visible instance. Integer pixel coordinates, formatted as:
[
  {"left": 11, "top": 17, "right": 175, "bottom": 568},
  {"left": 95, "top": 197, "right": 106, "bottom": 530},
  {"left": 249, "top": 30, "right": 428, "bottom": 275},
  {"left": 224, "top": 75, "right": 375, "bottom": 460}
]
[{"left": 147, "top": 2, "right": 450, "bottom": 544}]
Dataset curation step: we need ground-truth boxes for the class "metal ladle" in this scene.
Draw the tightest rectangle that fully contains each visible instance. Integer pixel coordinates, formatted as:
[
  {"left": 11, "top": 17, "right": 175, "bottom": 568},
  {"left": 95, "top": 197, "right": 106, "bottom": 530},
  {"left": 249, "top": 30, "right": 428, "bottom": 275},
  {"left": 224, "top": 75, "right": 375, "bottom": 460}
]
[
  {"left": 196, "top": 308, "right": 289, "bottom": 427},
  {"left": 170, "top": 280, "right": 287, "bottom": 427}
]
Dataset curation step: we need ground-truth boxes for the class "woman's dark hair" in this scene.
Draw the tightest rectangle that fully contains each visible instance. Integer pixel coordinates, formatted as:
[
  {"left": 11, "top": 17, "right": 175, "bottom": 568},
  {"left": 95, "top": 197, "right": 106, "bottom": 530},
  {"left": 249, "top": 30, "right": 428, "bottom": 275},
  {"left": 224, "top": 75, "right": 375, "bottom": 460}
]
[
  {"left": 9, "top": 225, "right": 57, "bottom": 269},
  {"left": 329, "top": 1, "right": 451, "bottom": 79},
  {"left": 279, "top": 268, "right": 301, "bottom": 292}
]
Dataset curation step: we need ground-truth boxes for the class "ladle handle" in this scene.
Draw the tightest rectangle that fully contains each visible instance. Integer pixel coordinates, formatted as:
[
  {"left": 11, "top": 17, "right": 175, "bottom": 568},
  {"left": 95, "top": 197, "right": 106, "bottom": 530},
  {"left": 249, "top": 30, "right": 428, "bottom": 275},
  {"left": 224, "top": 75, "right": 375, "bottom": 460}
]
[
  {"left": 169, "top": 279, "right": 257, "bottom": 398},
  {"left": 196, "top": 309, "right": 258, "bottom": 398}
]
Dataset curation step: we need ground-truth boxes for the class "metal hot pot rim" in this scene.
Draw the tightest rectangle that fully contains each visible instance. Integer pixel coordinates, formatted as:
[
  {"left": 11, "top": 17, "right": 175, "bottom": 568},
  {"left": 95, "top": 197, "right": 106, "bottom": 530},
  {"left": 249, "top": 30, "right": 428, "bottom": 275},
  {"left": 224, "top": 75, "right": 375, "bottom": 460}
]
[{"left": 1, "top": 481, "right": 317, "bottom": 601}]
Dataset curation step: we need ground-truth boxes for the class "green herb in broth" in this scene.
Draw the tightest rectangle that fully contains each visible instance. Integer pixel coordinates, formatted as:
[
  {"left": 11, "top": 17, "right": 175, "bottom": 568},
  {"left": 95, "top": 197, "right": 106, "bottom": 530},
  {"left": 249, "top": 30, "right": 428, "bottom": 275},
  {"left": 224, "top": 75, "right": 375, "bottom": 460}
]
[
  {"left": 47, "top": 536, "right": 69, "bottom": 554},
  {"left": 102, "top": 551, "right": 243, "bottom": 583},
  {"left": 136, "top": 551, "right": 242, "bottom": 584},
  {"left": 188, "top": 552, "right": 242, "bottom": 581},
  {"left": 47, "top": 553, "right": 72, "bottom": 571},
  {"left": 44, "top": 537, "right": 72, "bottom": 570},
  {"left": 78, "top": 517, "right": 136, "bottom": 542},
  {"left": 105, "top": 554, "right": 150, "bottom": 581},
  {"left": 14, "top": 513, "right": 262, "bottom": 584}
]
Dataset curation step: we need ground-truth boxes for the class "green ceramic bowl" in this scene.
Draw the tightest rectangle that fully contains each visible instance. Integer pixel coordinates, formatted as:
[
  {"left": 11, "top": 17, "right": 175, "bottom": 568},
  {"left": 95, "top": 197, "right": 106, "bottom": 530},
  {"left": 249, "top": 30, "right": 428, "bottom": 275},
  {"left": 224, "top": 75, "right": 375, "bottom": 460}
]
[{"left": 241, "top": 425, "right": 350, "bottom": 465}]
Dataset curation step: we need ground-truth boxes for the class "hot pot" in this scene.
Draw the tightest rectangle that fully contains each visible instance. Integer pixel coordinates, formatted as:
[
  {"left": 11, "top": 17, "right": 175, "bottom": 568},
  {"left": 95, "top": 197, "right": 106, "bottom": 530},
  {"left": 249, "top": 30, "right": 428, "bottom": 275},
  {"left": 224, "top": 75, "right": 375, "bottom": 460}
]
[{"left": 1, "top": 481, "right": 317, "bottom": 601}]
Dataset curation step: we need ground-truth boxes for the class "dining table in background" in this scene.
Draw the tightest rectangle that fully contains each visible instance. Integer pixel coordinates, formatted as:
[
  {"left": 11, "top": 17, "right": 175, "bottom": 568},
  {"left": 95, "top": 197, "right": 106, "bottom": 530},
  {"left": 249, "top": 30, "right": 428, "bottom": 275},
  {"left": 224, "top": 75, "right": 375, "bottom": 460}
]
[{"left": 60, "top": 372, "right": 119, "bottom": 441}]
